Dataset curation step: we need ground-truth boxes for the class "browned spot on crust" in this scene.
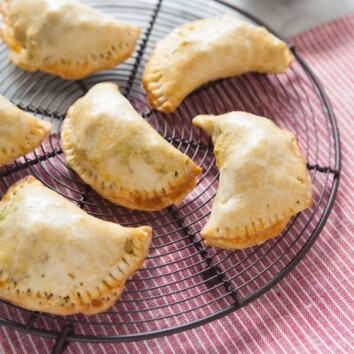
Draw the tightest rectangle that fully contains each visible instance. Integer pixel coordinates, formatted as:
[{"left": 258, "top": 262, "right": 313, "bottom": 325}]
[{"left": 91, "top": 299, "right": 102, "bottom": 307}]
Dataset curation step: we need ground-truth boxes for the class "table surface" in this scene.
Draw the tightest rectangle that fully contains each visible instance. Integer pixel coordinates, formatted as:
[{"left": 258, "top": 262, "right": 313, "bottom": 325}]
[
  {"left": 226, "top": 0, "right": 354, "bottom": 36},
  {"left": 0, "top": 1, "right": 353, "bottom": 353}
]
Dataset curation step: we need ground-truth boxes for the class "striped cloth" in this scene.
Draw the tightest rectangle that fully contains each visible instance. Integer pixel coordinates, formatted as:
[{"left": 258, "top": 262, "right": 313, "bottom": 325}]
[{"left": 1, "top": 13, "right": 354, "bottom": 354}]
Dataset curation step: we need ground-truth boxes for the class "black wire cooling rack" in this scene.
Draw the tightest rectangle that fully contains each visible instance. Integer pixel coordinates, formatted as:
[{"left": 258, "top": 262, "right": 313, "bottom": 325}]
[{"left": 0, "top": 0, "right": 341, "bottom": 353}]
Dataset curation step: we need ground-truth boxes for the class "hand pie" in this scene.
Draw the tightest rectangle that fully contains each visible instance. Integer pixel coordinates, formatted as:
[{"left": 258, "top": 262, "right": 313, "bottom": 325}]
[
  {"left": 0, "top": 0, "right": 140, "bottom": 79},
  {"left": 143, "top": 14, "right": 294, "bottom": 113},
  {"left": 61, "top": 83, "right": 202, "bottom": 211},
  {"left": 0, "top": 176, "right": 152, "bottom": 315},
  {"left": 0, "top": 95, "right": 51, "bottom": 166},
  {"left": 192, "top": 112, "right": 313, "bottom": 250}
]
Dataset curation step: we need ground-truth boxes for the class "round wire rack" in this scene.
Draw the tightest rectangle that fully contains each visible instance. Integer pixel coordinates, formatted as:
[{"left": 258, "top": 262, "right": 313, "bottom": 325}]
[{"left": 0, "top": 0, "right": 340, "bottom": 352}]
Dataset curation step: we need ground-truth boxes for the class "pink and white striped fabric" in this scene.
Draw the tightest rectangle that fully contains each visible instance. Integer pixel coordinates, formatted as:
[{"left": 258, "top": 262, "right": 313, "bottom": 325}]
[{"left": 1, "top": 13, "right": 354, "bottom": 354}]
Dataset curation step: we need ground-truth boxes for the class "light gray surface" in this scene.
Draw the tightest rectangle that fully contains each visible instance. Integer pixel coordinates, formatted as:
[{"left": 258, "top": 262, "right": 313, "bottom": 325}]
[{"left": 225, "top": 0, "right": 354, "bottom": 37}]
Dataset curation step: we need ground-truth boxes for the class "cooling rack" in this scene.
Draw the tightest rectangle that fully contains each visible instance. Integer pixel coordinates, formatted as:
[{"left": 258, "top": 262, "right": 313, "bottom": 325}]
[{"left": 0, "top": 0, "right": 340, "bottom": 353}]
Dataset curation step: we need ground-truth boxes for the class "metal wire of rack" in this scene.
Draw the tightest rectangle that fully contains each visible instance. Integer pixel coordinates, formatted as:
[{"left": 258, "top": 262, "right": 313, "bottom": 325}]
[{"left": 0, "top": 0, "right": 340, "bottom": 353}]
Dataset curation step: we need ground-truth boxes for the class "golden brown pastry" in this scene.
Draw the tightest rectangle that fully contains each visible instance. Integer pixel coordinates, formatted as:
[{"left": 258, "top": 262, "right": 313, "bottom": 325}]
[
  {"left": 0, "top": 176, "right": 152, "bottom": 315},
  {"left": 192, "top": 112, "right": 313, "bottom": 250},
  {"left": 0, "top": 95, "right": 51, "bottom": 166},
  {"left": 61, "top": 82, "right": 201, "bottom": 210},
  {"left": 143, "top": 14, "right": 294, "bottom": 112},
  {"left": 0, "top": 0, "right": 140, "bottom": 79}
]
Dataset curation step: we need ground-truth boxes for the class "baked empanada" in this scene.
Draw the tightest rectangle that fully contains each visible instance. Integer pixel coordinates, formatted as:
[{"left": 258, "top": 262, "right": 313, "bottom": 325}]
[
  {"left": 0, "top": 0, "right": 140, "bottom": 79},
  {"left": 0, "top": 95, "right": 51, "bottom": 166},
  {"left": 61, "top": 83, "right": 201, "bottom": 211},
  {"left": 0, "top": 176, "right": 152, "bottom": 315},
  {"left": 143, "top": 14, "right": 294, "bottom": 112},
  {"left": 192, "top": 112, "right": 313, "bottom": 250}
]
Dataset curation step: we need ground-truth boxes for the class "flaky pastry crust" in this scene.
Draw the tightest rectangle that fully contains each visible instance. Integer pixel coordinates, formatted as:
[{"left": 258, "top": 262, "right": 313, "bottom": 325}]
[
  {"left": 0, "top": 0, "right": 140, "bottom": 79},
  {"left": 0, "top": 176, "right": 152, "bottom": 315},
  {"left": 193, "top": 112, "right": 313, "bottom": 249},
  {"left": 143, "top": 14, "right": 294, "bottom": 112},
  {"left": 61, "top": 83, "right": 201, "bottom": 210},
  {"left": 0, "top": 95, "right": 51, "bottom": 166}
]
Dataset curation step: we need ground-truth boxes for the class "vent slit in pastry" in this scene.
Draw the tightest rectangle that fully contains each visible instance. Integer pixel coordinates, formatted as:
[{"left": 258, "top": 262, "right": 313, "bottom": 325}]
[
  {"left": 143, "top": 14, "right": 294, "bottom": 112},
  {"left": 192, "top": 112, "right": 313, "bottom": 250},
  {"left": 0, "top": 95, "right": 51, "bottom": 166},
  {"left": 0, "top": 0, "right": 141, "bottom": 79},
  {"left": 0, "top": 176, "right": 152, "bottom": 315},
  {"left": 61, "top": 82, "right": 201, "bottom": 211}
]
